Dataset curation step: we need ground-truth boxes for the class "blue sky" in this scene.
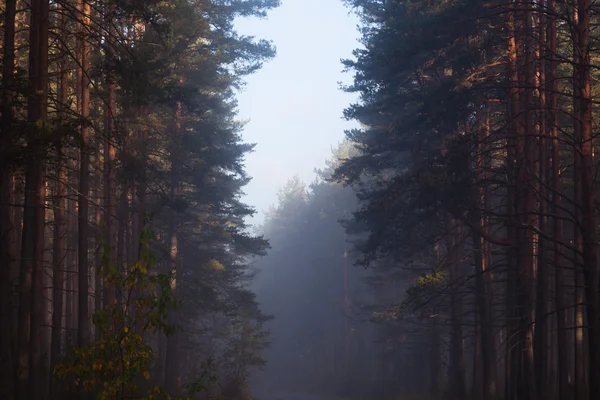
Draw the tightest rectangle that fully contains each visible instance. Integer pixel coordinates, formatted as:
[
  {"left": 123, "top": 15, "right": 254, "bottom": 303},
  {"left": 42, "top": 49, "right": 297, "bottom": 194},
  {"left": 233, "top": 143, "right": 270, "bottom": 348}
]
[{"left": 234, "top": 0, "right": 362, "bottom": 226}]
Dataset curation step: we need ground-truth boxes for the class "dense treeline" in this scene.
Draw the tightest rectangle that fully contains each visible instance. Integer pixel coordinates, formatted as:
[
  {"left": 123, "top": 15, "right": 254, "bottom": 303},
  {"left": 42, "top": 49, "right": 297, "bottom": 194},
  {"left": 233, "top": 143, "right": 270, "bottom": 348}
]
[
  {"left": 0, "top": 1, "right": 277, "bottom": 399},
  {"left": 251, "top": 146, "right": 383, "bottom": 399},
  {"left": 254, "top": 0, "right": 600, "bottom": 399},
  {"left": 333, "top": 0, "right": 600, "bottom": 399}
]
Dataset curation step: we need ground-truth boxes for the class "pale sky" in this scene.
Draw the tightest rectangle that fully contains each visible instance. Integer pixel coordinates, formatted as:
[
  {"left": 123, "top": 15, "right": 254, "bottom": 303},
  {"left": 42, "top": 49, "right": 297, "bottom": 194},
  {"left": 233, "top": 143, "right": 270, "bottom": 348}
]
[{"left": 234, "top": 0, "right": 362, "bottom": 226}]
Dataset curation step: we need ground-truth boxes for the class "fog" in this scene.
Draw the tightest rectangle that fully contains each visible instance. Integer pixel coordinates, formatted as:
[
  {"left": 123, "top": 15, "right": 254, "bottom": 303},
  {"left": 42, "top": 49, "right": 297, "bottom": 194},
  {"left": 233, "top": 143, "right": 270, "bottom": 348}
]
[
  {"left": 2, "top": 0, "right": 599, "bottom": 399},
  {"left": 245, "top": 151, "right": 439, "bottom": 400}
]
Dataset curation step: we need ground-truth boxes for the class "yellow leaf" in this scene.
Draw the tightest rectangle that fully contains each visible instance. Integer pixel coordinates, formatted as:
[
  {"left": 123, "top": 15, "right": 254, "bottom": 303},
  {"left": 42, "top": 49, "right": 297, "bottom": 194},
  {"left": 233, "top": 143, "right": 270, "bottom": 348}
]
[{"left": 143, "top": 370, "right": 150, "bottom": 380}]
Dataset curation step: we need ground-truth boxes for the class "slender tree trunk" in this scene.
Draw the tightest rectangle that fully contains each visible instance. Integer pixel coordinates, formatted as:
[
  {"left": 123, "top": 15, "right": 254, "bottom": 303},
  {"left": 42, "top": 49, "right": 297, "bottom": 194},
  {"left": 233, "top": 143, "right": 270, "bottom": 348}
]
[
  {"left": 448, "top": 218, "right": 466, "bottom": 400},
  {"left": 430, "top": 316, "right": 442, "bottom": 397},
  {"left": 517, "top": 1, "right": 537, "bottom": 397},
  {"left": 534, "top": 5, "right": 549, "bottom": 396},
  {"left": 473, "top": 311, "right": 483, "bottom": 400},
  {"left": 103, "top": 3, "right": 117, "bottom": 306},
  {"left": 571, "top": 8, "right": 588, "bottom": 400},
  {"left": 50, "top": 6, "right": 68, "bottom": 388},
  {"left": 77, "top": 0, "right": 92, "bottom": 348},
  {"left": 66, "top": 149, "right": 79, "bottom": 349},
  {"left": 576, "top": 1, "right": 599, "bottom": 398},
  {"left": 50, "top": 153, "right": 66, "bottom": 392},
  {"left": 17, "top": 0, "right": 49, "bottom": 399},
  {"left": 545, "top": 0, "right": 569, "bottom": 397},
  {"left": 472, "top": 110, "right": 497, "bottom": 400},
  {"left": 165, "top": 199, "right": 180, "bottom": 393},
  {"left": 165, "top": 102, "right": 182, "bottom": 394},
  {"left": 506, "top": 5, "right": 522, "bottom": 399},
  {"left": 11, "top": 175, "right": 23, "bottom": 367},
  {"left": 0, "top": 1, "right": 17, "bottom": 397},
  {"left": 94, "top": 140, "right": 102, "bottom": 340},
  {"left": 17, "top": 0, "right": 50, "bottom": 398}
]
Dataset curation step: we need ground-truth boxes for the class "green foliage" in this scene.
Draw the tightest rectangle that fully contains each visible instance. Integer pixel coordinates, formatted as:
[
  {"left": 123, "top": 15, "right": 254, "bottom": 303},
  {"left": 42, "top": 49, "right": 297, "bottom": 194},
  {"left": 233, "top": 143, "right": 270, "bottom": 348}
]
[
  {"left": 55, "top": 227, "right": 186, "bottom": 400},
  {"left": 414, "top": 270, "right": 447, "bottom": 289}
]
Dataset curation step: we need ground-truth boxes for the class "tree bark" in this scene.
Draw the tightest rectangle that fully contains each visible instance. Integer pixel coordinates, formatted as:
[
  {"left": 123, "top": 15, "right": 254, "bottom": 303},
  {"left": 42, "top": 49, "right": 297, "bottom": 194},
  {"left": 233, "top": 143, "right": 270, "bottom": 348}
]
[
  {"left": 472, "top": 109, "right": 497, "bottom": 400},
  {"left": 17, "top": 0, "right": 50, "bottom": 398},
  {"left": 544, "top": 0, "right": 569, "bottom": 397},
  {"left": 448, "top": 217, "right": 466, "bottom": 400},
  {"left": 505, "top": 5, "right": 522, "bottom": 398},
  {"left": 517, "top": 1, "right": 537, "bottom": 396},
  {"left": 576, "top": 0, "right": 600, "bottom": 399},
  {"left": 50, "top": 5, "right": 68, "bottom": 389},
  {"left": 0, "top": 0, "right": 17, "bottom": 397},
  {"left": 77, "top": 0, "right": 92, "bottom": 348},
  {"left": 534, "top": 5, "right": 549, "bottom": 396},
  {"left": 103, "top": 2, "right": 117, "bottom": 306},
  {"left": 571, "top": 7, "right": 588, "bottom": 400}
]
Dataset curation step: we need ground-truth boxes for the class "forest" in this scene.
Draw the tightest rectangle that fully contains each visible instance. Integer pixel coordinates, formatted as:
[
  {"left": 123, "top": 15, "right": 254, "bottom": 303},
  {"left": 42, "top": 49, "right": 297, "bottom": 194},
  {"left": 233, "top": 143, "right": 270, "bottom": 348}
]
[{"left": 1, "top": 0, "right": 600, "bottom": 399}]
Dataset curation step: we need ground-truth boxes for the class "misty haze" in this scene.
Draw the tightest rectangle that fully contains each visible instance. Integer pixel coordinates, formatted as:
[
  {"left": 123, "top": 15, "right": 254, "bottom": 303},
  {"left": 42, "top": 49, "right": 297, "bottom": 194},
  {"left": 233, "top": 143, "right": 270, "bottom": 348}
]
[{"left": 0, "top": 0, "right": 599, "bottom": 400}]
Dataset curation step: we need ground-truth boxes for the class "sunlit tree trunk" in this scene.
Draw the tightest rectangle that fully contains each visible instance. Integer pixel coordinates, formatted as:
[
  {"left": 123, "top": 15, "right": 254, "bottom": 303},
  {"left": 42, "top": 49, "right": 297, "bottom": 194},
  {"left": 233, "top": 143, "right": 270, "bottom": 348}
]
[{"left": 77, "top": 0, "right": 92, "bottom": 347}]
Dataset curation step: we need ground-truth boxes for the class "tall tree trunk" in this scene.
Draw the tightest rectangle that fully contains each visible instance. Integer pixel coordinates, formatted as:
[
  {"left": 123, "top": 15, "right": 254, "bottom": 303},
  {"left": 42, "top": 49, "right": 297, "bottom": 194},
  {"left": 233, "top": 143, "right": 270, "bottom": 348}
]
[
  {"left": 517, "top": 1, "right": 537, "bottom": 397},
  {"left": 0, "top": 0, "right": 17, "bottom": 397},
  {"left": 448, "top": 217, "right": 466, "bottom": 400},
  {"left": 576, "top": 0, "right": 600, "bottom": 398},
  {"left": 430, "top": 316, "right": 442, "bottom": 397},
  {"left": 571, "top": 7, "right": 588, "bottom": 400},
  {"left": 116, "top": 185, "right": 128, "bottom": 302},
  {"left": 506, "top": 5, "right": 522, "bottom": 398},
  {"left": 50, "top": 5, "right": 68, "bottom": 389},
  {"left": 11, "top": 175, "right": 23, "bottom": 368},
  {"left": 103, "top": 3, "right": 117, "bottom": 306},
  {"left": 17, "top": 0, "right": 50, "bottom": 398},
  {"left": 534, "top": 5, "right": 549, "bottom": 396},
  {"left": 94, "top": 140, "right": 102, "bottom": 340},
  {"left": 472, "top": 109, "right": 497, "bottom": 400},
  {"left": 50, "top": 153, "right": 66, "bottom": 393},
  {"left": 546, "top": 0, "right": 569, "bottom": 397},
  {"left": 472, "top": 311, "right": 483, "bottom": 400},
  {"left": 77, "top": 0, "right": 92, "bottom": 348},
  {"left": 165, "top": 103, "right": 182, "bottom": 394},
  {"left": 66, "top": 150, "right": 79, "bottom": 349}
]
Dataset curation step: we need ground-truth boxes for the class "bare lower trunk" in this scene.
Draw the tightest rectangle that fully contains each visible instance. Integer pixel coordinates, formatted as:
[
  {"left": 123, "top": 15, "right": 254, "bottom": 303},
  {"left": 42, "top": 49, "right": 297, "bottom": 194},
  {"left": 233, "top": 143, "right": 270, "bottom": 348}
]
[
  {"left": 165, "top": 104, "right": 182, "bottom": 393},
  {"left": 546, "top": 0, "right": 569, "bottom": 396},
  {"left": 50, "top": 7, "right": 68, "bottom": 389},
  {"left": 18, "top": 1, "right": 50, "bottom": 398},
  {"left": 572, "top": 8, "right": 588, "bottom": 400},
  {"left": 50, "top": 152, "right": 66, "bottom": 392},
  {"left": 448, "top": 218, "right": 466, "bottom": 400},
  {"left": 576, "top": 1, "right": 599, "bottom": 398},
  {"left": 0, "top": 1, "right": 17, "bottom": 396},
  {"left": 534, "top": 7, "right": 549, "bottom": 396},
  {"left": 103, "top": 2, "right": 117, "bottom": 306},
  {"left": 94, "top": 141, "right": 102, "bottom": 340}
]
